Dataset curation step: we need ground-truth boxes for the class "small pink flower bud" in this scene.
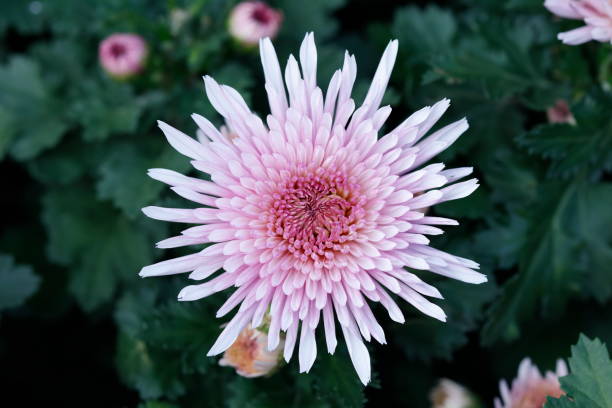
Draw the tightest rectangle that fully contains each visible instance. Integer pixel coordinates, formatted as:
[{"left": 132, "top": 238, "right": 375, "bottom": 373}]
[
  {"left": 99, "top": 33, "right": 148, "bottom": 79},
  {"left": 219, "top": 324, "right": 284, "bottom": 378},
  {"left": 546, "top": 100, "right": 576, "bottom": 125},
  {"left": 228, "top": 1, "right": 283, "bottom": 46}
]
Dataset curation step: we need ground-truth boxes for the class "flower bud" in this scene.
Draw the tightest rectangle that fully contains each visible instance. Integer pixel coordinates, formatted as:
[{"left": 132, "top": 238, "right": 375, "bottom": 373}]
[
  {"left": 546, "top": 100, "right": 576, "bottom": 125},
  {"left": 99, "top": 33, "right": 147, "bottom": 79},
  {"left": 219, "top": 324, "right": 284, "bottom": 378},
  {"left": 228, "top": 1, "right": 283, "bottom": 47},
  {"left": 430, "top": 379, "right": 479, "bottom": 408}
]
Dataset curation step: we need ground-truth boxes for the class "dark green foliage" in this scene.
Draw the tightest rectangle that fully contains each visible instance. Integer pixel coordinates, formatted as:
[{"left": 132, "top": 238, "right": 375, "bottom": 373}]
[
  {"left": 2, "top": 0, "right": 612, "bottom": 406},
  {"left": 0, "top": 255, "right": 40, "bottom": 311},
  {"left": 544, "top": 335, "right": 612, "bottom": 408},
  {"left": 482, "top": 182, "right": 612, "bottom": 344},
  {"left": 42, "top": 188, "right": 162, "bottom": 311},
  {"left": 518, "top": 91, "right": 612, "bottom": 178},
  {"left": 0, "top": 57, "right": 69, "bottom": 160}
]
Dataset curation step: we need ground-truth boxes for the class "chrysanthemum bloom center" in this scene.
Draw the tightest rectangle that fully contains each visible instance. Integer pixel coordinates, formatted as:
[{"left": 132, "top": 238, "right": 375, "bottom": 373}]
[
  {"left": 267, "top": 168, "right": 364, "bottom": 263},
  {"left": 251, "top": 4, "right": 273, "bottom": 24},
  {"left": 110, "top": 43, "right": 127, "bottom": 59}
]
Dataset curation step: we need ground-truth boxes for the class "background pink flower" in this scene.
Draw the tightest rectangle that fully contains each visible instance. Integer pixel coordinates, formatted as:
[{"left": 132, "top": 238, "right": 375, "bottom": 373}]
[
  {"left": 494, "top": 358, "right": 567, "bottom": 408},
  {"left": 546, "top": 99, "right": 576, "bottom": 124},
  {"left": 545, "top": 0, "right": 612, "bottom": 44},
  {"left": 140, "top": 33, "right": 485, "bottom": 384},
  {"left": 219, "top": 323, "right": 284, "bottom": 378},
  {"left": 98, "top": 33, "right": 147, "bottom": 78},
  {"left": 228, "top": 1, "right": 283, "bottom": 46}
]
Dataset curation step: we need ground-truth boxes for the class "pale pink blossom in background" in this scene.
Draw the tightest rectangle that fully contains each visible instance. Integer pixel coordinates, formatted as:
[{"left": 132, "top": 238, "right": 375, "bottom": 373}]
[
  {"left": 99, "top": 33, "right": 147, "bottom": 78},
  {"left": 546, "top": 99, "right": 576, "bottom": 124},
  {"left": 430, "top": 379, "right": 478, "bottom": 408},
  {"left": 545, "top": 0, "right": 612, "bottom": 45},
  {"left": 219, "top": 324, "right": 284, "bottom": 377},
  {"left": 228, "top": 1, "right": 283, "bottom": 46},
  {"left": 140, "top": 33, "right": 485, "bottom": 384},
  {"left": 494, "top": 358, "right": 567, "bottom": 408}
]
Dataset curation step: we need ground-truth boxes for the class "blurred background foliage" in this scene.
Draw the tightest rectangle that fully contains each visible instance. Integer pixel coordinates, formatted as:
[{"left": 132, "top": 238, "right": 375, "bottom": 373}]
[{"left": 1, "top": 0, "right": 611, "bottom": 407}]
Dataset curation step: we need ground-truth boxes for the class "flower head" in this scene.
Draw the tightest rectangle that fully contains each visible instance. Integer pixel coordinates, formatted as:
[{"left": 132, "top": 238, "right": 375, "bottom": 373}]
[
  {"left": 99, "top": 33, "right": 147, "bottom": 78},
  {"left": 545, "top": 0, "right": 612, "bottom": 45},
  {"left": 546, "top": 99, "right": 576, "bottom": 124},
  {"left": 494, "top": 358, "right": 567, "bottom": 408},
  {"left": 228, "top": 1, "right": 283, "bottom": 46},
  {"left": 219, "top": 323, "right": 284, "bottom": 377},
  {"left": 140, "top": 33, "right": 485, "bottom": 384},
  {"left": 430, "top": 379, "right": 479, "bottom": 408}
]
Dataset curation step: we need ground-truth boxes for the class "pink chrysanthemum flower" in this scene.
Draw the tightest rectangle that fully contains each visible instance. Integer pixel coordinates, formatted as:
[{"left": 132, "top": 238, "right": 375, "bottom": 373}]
[
  {"left": 228, "top": 1, "right": 283, "bottom": 46},
  {"left": 99, "top": 33, "right": 147, "bottom": 78},
  {"left": 545, "top": 0, "right": 612, "bottom": 45},
  {"left": 494, "top": 358, "right": 568, "bottom": 408},
  {"left": 140, "top": 33, "right": 485, "bottom": 384}
]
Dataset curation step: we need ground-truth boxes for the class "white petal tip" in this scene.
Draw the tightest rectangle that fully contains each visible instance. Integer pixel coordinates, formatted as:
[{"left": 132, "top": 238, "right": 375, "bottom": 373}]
[
  {"left": 474, "top": 274, "right": 488, "bottom": 284},
  {"left": 141, "top": 206, "right": 155, "bottom": 217}
]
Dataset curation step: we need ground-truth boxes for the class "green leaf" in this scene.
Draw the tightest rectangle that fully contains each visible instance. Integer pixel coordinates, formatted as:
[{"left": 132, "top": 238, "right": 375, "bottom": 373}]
[
  {"left": 42, "top": 187, "right": 159, "bottom": 311},
  {"left": 545, "top": 335, "right": 612, "bottom": 408},
  {"left": 96, "top": 141, "right": 189, "bottom": 217},
  {"left": 573, "top": 184, "right": 612, "bottom": 303},
  {"left": 0, "top": 255, "right": 40, "bottom": 311},
  {"left": 0, "top": 56, "right": 69, "bottom": 160},
  {"left": 392, "top": 318, "right": 468, "bottom": 362},
  {"left": 544, "top": 397, "right": 574, "bottom": 408},
  {"left": 482, "top": 183, "right": 578, "bottom": 344},
  {"left": 115, "top": 289, "right": 221, "bottom": 399},
  {"left": 308, "top": 351, "right": 365, "bottom": 408},
  {"left": 483, "top": 147, "right": 541, "bottom": 206},
  {"left": 27, "top": 138, "right": 105, "bottom": 185},
  {"left": 0, "top": 108, "right": 17, "bottom": 160},
  {"left": 518, "top": 92, "right": 612, "bottom": 179},
  {"left": 429, "top": 17, "right": 553, "bottom": 100},
  {"left": 117, "top": 332, "right": 186, "bottom": 399},
  {"left": 563, "top": 335, "right": 612, "bottom": 407},
  {"left": 394, "top": 270, "right": 496, "bottom": 362},
  {"left": 483, "top": 182, "right": 612, "bottom": 344},
  {"left": 70, "top": 79, "right": 144, "bottom": 142},
  {"left": 276, "top": 0, "right": 346, "bottom": 45},
  {"left": 226, "top": 377, "right": 291, "bottom": 408},
  {"left": 0, "top": 0, "right": 46, "bottom": 33},
  {"left": 392, "top": 5, "right": 456, "bottom": 64}
]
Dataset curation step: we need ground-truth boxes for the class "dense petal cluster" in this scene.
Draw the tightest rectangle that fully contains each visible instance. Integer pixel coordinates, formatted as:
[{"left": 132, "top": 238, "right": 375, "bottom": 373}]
[
  {"left": 228, "top": 1, "right": 283, "bottom": 46},
  {"left": 98, "top": 33, "right": 147, "bottom": 78},
  {"left": 494, "top": 358, "right": 567, "bottom": 408},
  {"left": 545, "top": 0, "right": 612, "bottom": 44},
  {"left": 140, "top": 33, "right": 485, "bottom": 384}
]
